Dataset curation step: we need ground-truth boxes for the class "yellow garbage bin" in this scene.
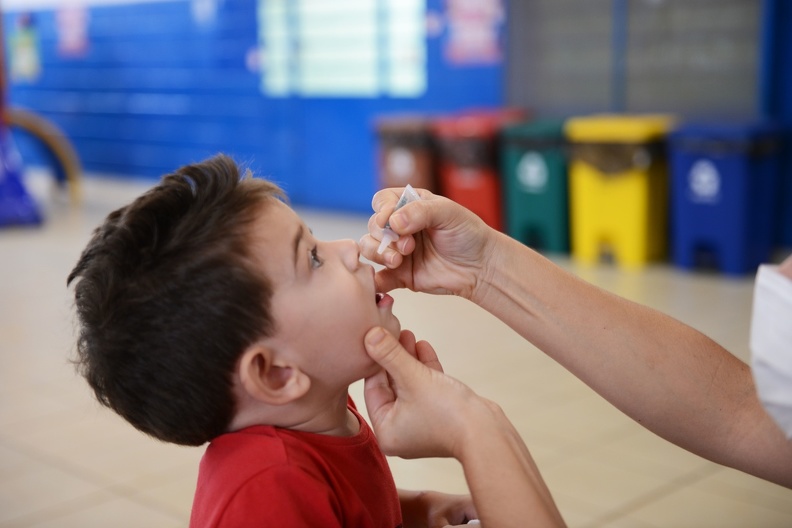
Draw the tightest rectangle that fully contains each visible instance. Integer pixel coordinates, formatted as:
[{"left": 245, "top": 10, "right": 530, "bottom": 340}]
[{"left": 565, "top": 114, "right": 675, "bottom": 268}]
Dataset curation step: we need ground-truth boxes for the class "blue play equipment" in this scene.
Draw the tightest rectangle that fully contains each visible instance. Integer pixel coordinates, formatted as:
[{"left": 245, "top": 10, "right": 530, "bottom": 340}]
[
  {"left": 0, "top": 125, "right": 42, "bottom": 227},
  {"left": 0, "top": 10, "right": 81, "bottom": 227},
  {"left": 0, "top": 9, "right": 41, "bottom": 227}
]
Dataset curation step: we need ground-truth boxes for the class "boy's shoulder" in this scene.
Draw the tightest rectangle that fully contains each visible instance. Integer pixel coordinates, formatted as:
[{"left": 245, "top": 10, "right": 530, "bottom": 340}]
[
  {"left": 197, "top": 400, "right": 373, "bottom": 484},
  {"left": 200, "top": 425, "right": 292, "bottom": 481},
  {"left": 191, "top": 424, "right": 371, "bottom": 527},
  {"left": 190, "top": 404, "right": 399, "bottom": 528}
]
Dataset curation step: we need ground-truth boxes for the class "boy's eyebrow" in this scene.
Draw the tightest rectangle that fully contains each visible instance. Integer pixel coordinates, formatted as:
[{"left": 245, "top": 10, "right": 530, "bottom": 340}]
[{"left": 292, "top": 225, "right": 304, "bottom": 270}]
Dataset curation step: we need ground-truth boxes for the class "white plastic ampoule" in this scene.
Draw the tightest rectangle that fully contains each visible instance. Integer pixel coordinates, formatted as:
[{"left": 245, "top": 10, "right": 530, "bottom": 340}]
[{"left": 377, "top": 185, "right": 421, "bottom": 254}]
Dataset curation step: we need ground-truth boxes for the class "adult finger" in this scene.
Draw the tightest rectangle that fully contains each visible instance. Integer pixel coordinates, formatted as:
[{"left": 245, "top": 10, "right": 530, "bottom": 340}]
[
  {"left": 359, "top": 231, "right": 405, "bottom": 270},
  {"left": 363, "top": 365, "right": 394, "bottom": 425},
  {"left": 363, "top": 327, "right": 419, "bottom": 425},
  {"left": 374, "top": 267, "right": 406, "bottom": 294},
  {"left": 364, "top": 327, "right": 422, "bottom": 381},
  {"left": 415, "top": 340, "right": 444, "bottom": 373},
  {"left": 399, "top": 329, "right": 418, "bottom": 359},
  {"left": 384, "top": 190, "right": 445, "bottom": 236},
  {"left": 371, "top": 187, "right": 404, "bottom": 215},
  {"left": 373, "top": 188, "right": 437, "bottom": 238},
  {"left": 361, "top": 214, "right": 416, "bottom": 265}
]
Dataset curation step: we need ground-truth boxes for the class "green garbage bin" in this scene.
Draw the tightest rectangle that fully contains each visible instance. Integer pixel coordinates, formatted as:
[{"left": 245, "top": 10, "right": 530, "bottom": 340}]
[{"left": 501, "top": 119, "right": 568, "bottom": 253}]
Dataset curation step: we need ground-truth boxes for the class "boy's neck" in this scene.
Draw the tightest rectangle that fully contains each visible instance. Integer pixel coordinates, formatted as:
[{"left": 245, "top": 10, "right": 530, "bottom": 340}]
[{"left": 228, "top": 388, "right": 360, "bottom": 437}]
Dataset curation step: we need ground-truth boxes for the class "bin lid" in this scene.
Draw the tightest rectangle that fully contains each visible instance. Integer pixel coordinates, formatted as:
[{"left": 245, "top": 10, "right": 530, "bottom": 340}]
[
  {"left": 668, "top": 120, "right": 780, "bottom": 142},
  {"left": 565, "top": 114, "right": 675, "bottom": 143},
  {"left": 432, "top": 108, "right": 527, "bottom": 139},
  {"left": 502, "top": 118, "right": 566, "bottom": 139},
  {"left": 375, "top": 114, "right": 432, "bottom": 134}
]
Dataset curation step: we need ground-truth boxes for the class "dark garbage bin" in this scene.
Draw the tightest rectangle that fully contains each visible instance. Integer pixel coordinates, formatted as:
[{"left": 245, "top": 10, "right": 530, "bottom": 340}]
[{"left": 374, "top": 115, "right": 438, "bottom": 193}]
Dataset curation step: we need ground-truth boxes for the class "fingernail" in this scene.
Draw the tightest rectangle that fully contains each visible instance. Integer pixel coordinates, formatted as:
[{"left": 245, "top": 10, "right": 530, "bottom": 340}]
[
  {"left": 389, "top": 213, "right": 406, "bottom": 231},
  {"left": 388, "top": 253, "right": 399, "bottom": 268},
  {"left": 366, "top": 327, "right": 386, "bottom": 347}
]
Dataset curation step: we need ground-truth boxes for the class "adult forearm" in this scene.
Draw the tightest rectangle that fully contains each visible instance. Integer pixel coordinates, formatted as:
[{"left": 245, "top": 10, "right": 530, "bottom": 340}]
[
  {"left": 458, "top": 401, "right": 565, "bottom": 528},
  {"left": 473, "top": 233, "right": 792, "bottom": 487}
]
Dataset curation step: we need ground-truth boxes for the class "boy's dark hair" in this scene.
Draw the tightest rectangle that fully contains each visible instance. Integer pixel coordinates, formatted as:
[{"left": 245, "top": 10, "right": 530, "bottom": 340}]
[{"left": 67, "top": 154, "right": 284, "bottom": 446}]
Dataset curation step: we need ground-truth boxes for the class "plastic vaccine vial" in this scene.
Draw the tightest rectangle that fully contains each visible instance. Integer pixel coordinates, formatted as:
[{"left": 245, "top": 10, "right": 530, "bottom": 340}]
[{"left": 377, "top": 185, "right": 421, "bottom": 254}]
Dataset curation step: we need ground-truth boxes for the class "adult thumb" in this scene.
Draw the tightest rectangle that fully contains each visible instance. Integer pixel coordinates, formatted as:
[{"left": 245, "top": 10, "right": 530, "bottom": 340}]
[{"left": 364, "top": 327, "right": 414, "bottom": 378}]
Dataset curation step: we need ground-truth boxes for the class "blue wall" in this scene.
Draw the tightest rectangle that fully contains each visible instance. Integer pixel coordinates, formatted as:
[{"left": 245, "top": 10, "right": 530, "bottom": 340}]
[{"left": 4, "top": 0, "right": 504, "bottom": 212}]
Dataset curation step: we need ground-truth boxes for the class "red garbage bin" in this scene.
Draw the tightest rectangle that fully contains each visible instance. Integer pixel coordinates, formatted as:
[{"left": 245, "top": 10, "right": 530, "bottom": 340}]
[{"left": 432, "top": 109, "right": 526, "bottom": 231}]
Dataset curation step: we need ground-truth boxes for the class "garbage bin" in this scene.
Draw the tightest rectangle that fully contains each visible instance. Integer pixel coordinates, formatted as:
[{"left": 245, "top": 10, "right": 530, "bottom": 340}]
[
  {"left": 775, "top": 131, "right": 792, "bottom": 249},
  {"left": 433, "top": 109, "right": 526, "bottom": 231},
  {"left": 565, "top": 114, "right": 675, "bottom": 268},
  {"left": 668, "top": 121, "right": 781, "bottom": 275},
  {"left": 501, "top": 118, "right": 568, "bottom": 253},
  {"left": 374, "top": 115, "right": 438, "bottom": 193}
]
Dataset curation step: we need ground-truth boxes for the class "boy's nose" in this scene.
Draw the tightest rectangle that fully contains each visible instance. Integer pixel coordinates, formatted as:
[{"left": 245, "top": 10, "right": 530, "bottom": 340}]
[{"left": 338, "top": 239, "right": 361, "bottom": 270}]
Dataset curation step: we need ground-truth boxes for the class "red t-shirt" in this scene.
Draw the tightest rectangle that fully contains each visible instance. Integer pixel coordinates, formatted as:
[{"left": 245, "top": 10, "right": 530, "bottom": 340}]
[{"left": 189, "top": 401, "right": 402, "bottom": 528}]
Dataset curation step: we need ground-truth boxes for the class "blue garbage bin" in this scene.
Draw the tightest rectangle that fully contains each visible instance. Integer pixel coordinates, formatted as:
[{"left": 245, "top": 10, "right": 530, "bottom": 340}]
[
  {"left": 778, "top": 130, "right": 792, "bottom": 249},
  {"left": 668, "top": 122, "right": 781, "bottom": 275}
]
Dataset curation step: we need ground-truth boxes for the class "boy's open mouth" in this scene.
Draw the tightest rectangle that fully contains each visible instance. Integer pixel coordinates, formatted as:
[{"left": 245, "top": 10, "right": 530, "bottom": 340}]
[{"left": 375, "top": 292, "right": 394, "bottom": 309}]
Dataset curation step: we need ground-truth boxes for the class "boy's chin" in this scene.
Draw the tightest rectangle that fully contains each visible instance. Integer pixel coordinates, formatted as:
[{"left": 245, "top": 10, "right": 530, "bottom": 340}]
[
  {"left": 361, "top": 361, "right": 385, "bottom": 380},
  {"left": 383, "top": 317, "right": 401, "bottom": 338},
  {"left": 385, "top": 323, "right": 401, "bottom": 338}
]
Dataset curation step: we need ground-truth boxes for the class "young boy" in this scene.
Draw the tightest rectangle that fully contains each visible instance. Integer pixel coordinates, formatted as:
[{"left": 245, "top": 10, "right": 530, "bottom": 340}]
[{"left": 68, "top": 155, "right": 474, "bottom": 527}]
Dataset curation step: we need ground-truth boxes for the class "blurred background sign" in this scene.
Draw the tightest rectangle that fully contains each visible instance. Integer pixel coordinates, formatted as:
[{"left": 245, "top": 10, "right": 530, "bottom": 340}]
[{"left": 258, "top": 0, "right": 426, "bottom": 97}]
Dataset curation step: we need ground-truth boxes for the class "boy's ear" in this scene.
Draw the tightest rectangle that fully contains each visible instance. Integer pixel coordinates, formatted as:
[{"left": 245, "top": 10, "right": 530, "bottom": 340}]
[{"left": 237, "top": 344, "right": 310, "bottom": 405}]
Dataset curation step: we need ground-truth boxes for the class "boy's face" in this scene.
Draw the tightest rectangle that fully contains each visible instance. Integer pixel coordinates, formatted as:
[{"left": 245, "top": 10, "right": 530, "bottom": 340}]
[{"left": 251, "top": 200, "right": 401, "bottom": 387}]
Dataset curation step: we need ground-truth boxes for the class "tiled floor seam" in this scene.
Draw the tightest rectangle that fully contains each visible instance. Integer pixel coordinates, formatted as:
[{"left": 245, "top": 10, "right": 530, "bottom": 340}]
[
  {"left": 0, "top": 435, "right": 186, "bottom": 523},
  {"left": 582, "top": 464, "right": 722, "bottom": 528},
  {"left": 0, "top": 489, "right": 113, "bottom": 528}
]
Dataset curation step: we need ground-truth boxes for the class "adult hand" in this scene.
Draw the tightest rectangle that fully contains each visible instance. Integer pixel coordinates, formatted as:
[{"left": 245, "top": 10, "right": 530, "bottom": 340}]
[
  {"left": 363, "top": 326, "right": 491, "bottom": 460},
  {"left": 399, "top": 489, "right": 478, "bottom": 528},
  {"left": 364, "top": 327, "right": 566, "bottom": 528},
  {"left": 359, "top": 188, "right": 497, "bottom": 300}
]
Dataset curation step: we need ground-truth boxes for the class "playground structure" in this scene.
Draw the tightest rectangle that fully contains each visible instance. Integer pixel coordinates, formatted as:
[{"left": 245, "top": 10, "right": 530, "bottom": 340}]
[{"left": 0, "top": 11, "right": 82, "bottom": 227}]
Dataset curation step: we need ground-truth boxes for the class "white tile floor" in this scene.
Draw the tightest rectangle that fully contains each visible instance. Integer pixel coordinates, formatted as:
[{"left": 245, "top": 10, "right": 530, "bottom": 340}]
[{"left": 1, "top": 171, "right": 791, "bottom": 527}]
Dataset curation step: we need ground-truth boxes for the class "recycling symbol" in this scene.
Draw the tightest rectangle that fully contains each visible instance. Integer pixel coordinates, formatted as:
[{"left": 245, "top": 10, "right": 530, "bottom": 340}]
[
  {"left": 517, "top": 151, "right": 548, "bottom": 193},
  {"left": 688, "top": 159, "right": 720, "bottom": 203}
]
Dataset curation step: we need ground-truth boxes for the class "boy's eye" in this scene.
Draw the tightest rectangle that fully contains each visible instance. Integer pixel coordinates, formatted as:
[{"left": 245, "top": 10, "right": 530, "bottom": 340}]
[{"left": 309, "top": 246, "right": 323, "bottom": 269}]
